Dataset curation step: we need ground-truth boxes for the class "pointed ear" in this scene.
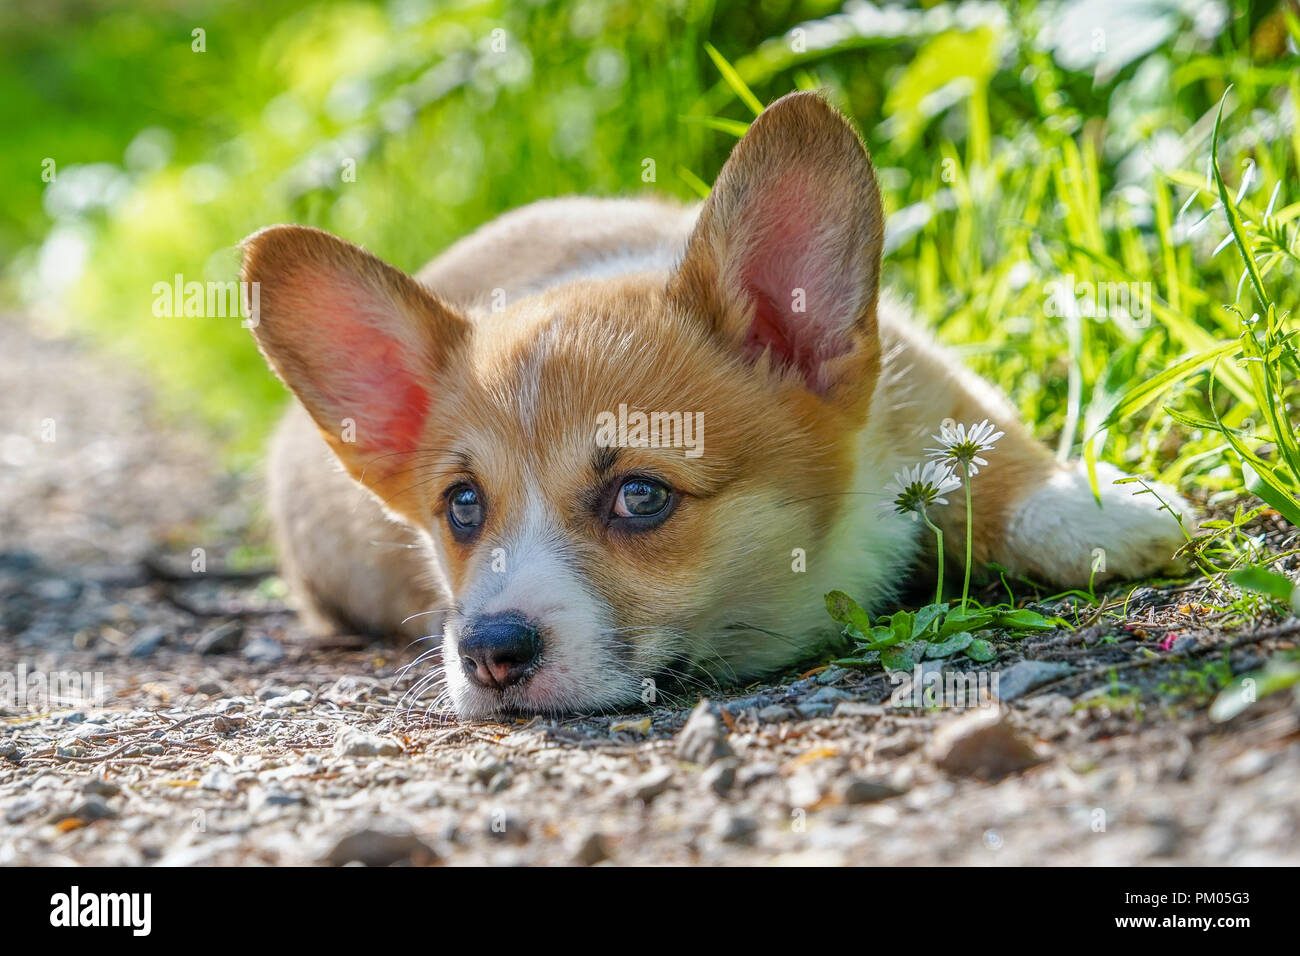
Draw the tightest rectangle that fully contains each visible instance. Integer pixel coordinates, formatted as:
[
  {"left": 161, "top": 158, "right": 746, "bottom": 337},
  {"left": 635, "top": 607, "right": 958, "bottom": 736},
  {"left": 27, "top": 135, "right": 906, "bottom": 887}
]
[
  {"left": 668, "top": 91, "right": 884, "bottom": 399},
  {"left": 241, "top": 225, "right": 470, "bottom": 508}
]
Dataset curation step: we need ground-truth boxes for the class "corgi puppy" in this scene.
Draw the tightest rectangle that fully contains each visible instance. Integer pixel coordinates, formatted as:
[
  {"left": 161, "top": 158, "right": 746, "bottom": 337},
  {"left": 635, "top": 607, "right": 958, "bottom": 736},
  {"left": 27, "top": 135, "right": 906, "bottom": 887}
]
[{"left": 242, "top": 92, "right": 1188, "bottom": 717}]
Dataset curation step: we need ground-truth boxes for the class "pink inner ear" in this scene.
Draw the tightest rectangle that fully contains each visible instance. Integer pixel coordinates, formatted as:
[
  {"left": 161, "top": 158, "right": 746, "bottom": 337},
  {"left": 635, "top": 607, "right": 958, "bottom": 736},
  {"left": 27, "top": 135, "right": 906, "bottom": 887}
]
[
  {"left": 734, "top": 173, "right": 859, "bottom": 392},
  {"left": 290, "top": 271, "right": 432, "bottom": 453}
]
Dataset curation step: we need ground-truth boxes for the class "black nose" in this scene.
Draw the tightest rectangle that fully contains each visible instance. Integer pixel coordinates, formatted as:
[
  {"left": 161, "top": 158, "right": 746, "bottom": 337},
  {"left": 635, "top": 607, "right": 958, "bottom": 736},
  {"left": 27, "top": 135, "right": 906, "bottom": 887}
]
[{"left": 458, "top": 612, "right": 542, "bottom": 689}]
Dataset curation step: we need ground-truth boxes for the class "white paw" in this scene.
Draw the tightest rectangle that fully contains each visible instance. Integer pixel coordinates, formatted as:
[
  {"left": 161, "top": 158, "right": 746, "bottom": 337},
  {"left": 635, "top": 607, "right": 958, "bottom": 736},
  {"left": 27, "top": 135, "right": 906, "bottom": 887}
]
[{"left": 1004, "top": 463, "right": 1192, "bottom": 585}]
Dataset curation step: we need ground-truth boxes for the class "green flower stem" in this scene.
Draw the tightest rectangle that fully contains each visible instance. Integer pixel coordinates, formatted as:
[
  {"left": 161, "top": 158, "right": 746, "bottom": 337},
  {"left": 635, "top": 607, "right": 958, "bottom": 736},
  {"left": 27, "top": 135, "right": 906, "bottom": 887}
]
[
  {"left": 961, "top": 465, "right": 974, "bottom": 611},
  {"left": 921, "top": 510, "right": 945, "bottom": 605}
]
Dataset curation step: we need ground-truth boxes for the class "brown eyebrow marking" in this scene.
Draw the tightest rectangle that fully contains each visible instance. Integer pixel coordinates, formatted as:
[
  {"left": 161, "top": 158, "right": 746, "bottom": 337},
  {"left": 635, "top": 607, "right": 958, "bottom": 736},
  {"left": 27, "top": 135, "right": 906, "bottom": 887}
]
[{"left": 592, "top": 445, "right": 620, "bottom": 478}]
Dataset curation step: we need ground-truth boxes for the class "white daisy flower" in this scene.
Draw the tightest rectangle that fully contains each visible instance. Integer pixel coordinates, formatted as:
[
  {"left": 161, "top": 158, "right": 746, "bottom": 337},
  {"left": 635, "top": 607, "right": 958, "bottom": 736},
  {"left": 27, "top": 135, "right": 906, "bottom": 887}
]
[
  {"left": 926, "top": 418, "right": 1004, "bottom": 477},
  {"left": 882, "top": 461, "right": 961, "bottom": 521}
]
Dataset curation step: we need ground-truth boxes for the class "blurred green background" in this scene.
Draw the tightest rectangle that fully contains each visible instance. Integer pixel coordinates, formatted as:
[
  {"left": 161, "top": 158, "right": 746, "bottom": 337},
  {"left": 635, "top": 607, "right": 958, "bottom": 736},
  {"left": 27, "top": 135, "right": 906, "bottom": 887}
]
[{"left": 2, "top": 0, "right": 1297, "bottom": 525}]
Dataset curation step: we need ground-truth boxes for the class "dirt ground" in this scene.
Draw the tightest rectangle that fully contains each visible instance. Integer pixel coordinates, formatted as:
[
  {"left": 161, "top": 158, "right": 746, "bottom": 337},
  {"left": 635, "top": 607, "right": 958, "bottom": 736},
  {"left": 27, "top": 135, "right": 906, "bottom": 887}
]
[{"left": 1, "top": 315, "right": 1298, "bottom": 866}]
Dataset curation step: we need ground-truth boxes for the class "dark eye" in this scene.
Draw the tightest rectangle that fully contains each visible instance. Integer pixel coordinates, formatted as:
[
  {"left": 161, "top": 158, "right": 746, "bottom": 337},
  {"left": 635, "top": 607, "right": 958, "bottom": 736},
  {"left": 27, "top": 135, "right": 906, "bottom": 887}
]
[
  {"left": 447, "top": 484, "right": 484, "bottom": 536},
  {"left": 612, "top": 478, "right": 672, "bottom": 521}
]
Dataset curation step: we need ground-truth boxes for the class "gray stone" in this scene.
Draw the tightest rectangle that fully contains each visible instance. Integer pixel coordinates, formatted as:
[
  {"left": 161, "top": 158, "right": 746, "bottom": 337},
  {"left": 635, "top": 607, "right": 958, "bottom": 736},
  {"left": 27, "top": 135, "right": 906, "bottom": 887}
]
[
  {"left": 58, "top": 796, "right": 117, "bottom": 823},
  {"left": 242, "top": 635, "right": 285, "bottom": 663},
  {"left": 324, "top": 826, "right": 437, "bottom": 866},
  {"left": 4, "top": 796, "right": 45, "bottom": 824},
  {"left": 626, "top": 765, "right": 674, "bottom": 803},
  {"left": 675, "top": 700, "right": 733, "bottom": 765},
  {"left": 266, "top": 689, "right": 312, "bottom": 708},
  {"left": 250, "top": 786, "right": 305, "bottom": 811},
  {"left": 199, "top": 767, "right": 235, "bottom": 792},
  {"left": 1226, "top": 749, "right": 1276, "bottom": 781},
  {"left": 701, "top": 758, "right": 737, "bottom": 796},
  {"left": 807, "top": 686, "right": 853, "bottom": 705},
  {"left": 722, "top": 692, "right": 772, "bottom": 714},
  {"left": 333, "top": 726, "right": 403, "bottom": 758},
  {"left": 255, "top": 683, "right": 289, "bottom": 701},
  {"left": 838, "top": 776, "right": 904, "bottom": 805},
  {"left": 80, "top": 777, "right": 120, "bottom": 797},
  {"left": 195, "top": 621, "right": 243, "bottom": 655},
  {"left": 572, "top": 831, "right": 611, "bottom": 866},
  {"left": 33, "top": 578, "right": 79, "bottom": 602},
  {"left": 758, "top": 704, "right": 799, "bottom": 723},
  {"left": 710, "top": 809, "right": 758, "bottom": 844},
  {"left": 125, "top": 625, "right": 166, "bottom": 658},
  {"left": 485, "top": 810, "right": 528, "bottom": 844},
  {"left": 993, "top": 660, "right": 1075, "bottom": 701},
  {"left": 736, "top": 762, "right": 778, "bottom": 787},
  {"left": 472, "top": 759, "right": 507, "bottom": 784},
  {"left": 928, "top": 707, "right": 1044, "bottom": 780}
]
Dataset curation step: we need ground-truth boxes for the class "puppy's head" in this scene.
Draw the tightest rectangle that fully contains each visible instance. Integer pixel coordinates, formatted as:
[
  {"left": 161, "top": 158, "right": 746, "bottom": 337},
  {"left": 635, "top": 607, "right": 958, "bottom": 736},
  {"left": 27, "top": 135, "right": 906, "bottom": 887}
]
[{"left": 243, "top": 92, "right": 886, "bottom": 716}]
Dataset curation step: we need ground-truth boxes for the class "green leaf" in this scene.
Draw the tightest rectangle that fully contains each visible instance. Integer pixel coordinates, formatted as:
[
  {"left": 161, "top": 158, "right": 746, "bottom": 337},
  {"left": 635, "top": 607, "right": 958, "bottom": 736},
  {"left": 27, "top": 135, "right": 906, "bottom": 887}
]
[
  {"left": 870, "top": 625, "right": 897, "bottom": 643},
  {"left": 702, "top": 42, "right": 764, "bottom": 117},
  {"left": 992, "top": 608, "right": 1063, "bottom": 632},
  {"left": 677, "top": 114, "right": 750, "bottom": 138},
  {"left": 1162, "top": 405, "right": 1226, "bottom": 433},
  {"left": 1222, "top": 425, "right": 1300, "bottom": 527},
  {"left": 1209, "top": 661, "right": 1300, "bottom": 722},
  {"left": 939, "top": 607, "right": 995, "bottom": 637},
  {"left": 964, "top": 638, "right": 997, "bottom": 662},
  {"left": 833, "top": 652, "right": 880, "bottom": 669},
  {"left": 675, "top": 165, "right": 712, "bottom": 200},
  {"left": 925, "top": 632, "right": 974, "bottom": 659},
  {"left": 1210, "top": 89, "right": 1270, "bottom": 308},
  {"left": 881, "top": 645, "right": 917, "bottom": 672},
  {"left": 1093, "top": 340, "right": 1239, "bottom": 432},
  {"left": 912, "top": 604, "right": 947, "bottom": 638},
  {"left": 825, "top": 591, "right": 871, "bottom": 634},
  {"left": 1228, "top": 566, "right": 1295, "bottom": 603},
  {"left": 891, "top": 610, "right": 916, "bottom": 644}
]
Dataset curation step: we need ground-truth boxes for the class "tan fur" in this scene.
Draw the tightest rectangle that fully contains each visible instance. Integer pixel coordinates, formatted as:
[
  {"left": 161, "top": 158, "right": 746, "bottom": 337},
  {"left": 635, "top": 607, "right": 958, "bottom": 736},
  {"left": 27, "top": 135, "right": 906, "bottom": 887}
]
[
  {"left": 267, "top": 402, "right": 444, "bottom": 641},
  {"left": 246, "top": 92, "right": 1188, "bottom": 714}
]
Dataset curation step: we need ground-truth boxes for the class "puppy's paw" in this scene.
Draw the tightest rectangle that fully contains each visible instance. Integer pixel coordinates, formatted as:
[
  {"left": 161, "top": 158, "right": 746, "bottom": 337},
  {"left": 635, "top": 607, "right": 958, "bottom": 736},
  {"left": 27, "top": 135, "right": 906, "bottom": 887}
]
[{"left": 1003, "top": 462, "right": 1192, "bottom": 585}]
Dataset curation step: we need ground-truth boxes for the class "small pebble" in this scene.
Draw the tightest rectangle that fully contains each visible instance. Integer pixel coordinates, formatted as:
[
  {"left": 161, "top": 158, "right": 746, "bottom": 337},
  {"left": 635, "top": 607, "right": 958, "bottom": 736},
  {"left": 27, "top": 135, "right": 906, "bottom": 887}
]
[
  {"left": 58, "top": 796, "right": 117, "bottom": 823},
  {"left": 838, "top": 776, "right": 904, "bottom": 805},
  {"left": 759, "top": 704, "right": 799, "bottom": 723},
  {"left": 572, "top": 832, "right": 611, "bottom": 866},
  {"left": 125, "top": 625, "right": 166, "bottom": 658},
  {"left": 266, "top": 689, "right": 312, "bottom": 709},
  {"left": 701, "top": 758, "right": 737, "bottom": 796},
  {"left": 200, "top": 768, "right": 235, "bottom": 792},
  {"left": 675, "top": 700, "right": 734, "bottom": 766},
  {"left": 195, "top": 621, "right": 243, "bottom": 655},
  {"left": 928, "top": 707, "right": 1044, "bottom": 780},
  {"left": 710, "top": 809, "right": 758, "bottom": 844},
  {"left": 243, "top": 635, "right": 285, "bottom": 663},
  {"left": 333, "top": 726, "right": 403, "bottom": 758},
  {"left": 80, "top": 777, "right": 121, "bottom": 797},
  {"left": 324, "top": 827, "right": 437, "bottom": 866},
  {"left": 626, "top": 765, "right": 674, "bottom": 803}
]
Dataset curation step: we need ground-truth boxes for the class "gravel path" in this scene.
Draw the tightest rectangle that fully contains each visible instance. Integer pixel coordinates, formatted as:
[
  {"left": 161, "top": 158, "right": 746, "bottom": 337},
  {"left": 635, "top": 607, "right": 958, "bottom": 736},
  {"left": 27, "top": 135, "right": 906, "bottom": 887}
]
[{"left": 2, "top": 315, "right": 1298, "bottom": 866}]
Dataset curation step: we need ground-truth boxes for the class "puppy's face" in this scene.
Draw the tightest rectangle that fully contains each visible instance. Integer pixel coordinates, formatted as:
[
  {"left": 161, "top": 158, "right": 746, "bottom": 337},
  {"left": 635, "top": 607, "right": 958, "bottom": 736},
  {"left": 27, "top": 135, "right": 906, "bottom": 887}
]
[{"left": 244, "top": 92, "right": 887, "bottom": 716}]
